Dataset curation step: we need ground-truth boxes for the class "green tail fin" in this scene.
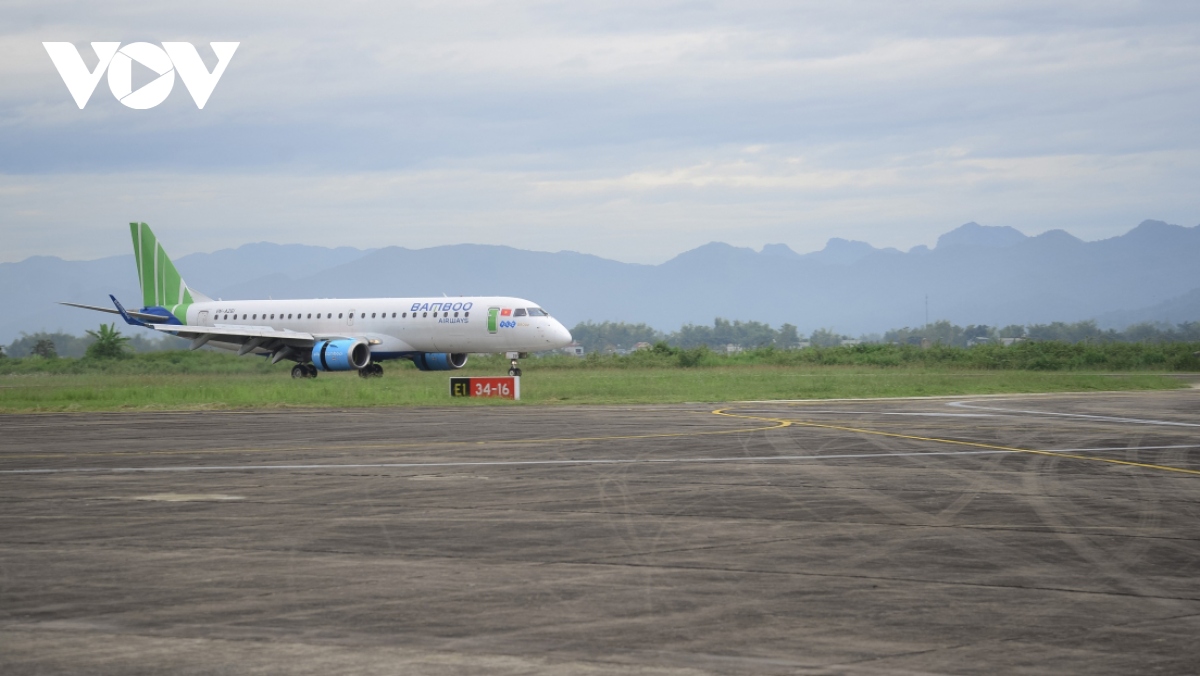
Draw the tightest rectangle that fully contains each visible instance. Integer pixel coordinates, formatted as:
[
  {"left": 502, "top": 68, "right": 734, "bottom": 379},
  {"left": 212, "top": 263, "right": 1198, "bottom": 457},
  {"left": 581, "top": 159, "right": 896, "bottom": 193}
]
[{"left": 129, "top": 223, "right": 209, "bottom": 317}]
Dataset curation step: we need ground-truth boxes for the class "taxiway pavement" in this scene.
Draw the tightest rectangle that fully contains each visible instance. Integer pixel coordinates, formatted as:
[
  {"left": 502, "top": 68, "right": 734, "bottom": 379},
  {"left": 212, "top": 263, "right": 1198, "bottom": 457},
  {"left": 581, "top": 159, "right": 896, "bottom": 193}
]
[{"left": 2, "top": 390, "right": 1199, "bottom": 675}]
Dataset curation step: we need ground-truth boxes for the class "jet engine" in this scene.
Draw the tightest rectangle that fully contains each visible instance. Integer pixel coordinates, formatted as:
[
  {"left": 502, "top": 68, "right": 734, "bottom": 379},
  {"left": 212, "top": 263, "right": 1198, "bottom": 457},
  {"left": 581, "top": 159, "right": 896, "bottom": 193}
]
[
  {"left": 311, "top": 338, "right": 371, "bottom": 371},
  {"left": 411, "top": 352, "right": 468, "bottom": 371}
]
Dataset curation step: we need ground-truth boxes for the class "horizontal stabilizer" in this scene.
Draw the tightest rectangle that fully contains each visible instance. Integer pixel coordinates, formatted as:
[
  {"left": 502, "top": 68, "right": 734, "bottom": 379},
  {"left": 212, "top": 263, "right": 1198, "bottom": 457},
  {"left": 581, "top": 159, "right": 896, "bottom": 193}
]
[{"left": 59, "top": 301, "right": 173, "bottom": 323}]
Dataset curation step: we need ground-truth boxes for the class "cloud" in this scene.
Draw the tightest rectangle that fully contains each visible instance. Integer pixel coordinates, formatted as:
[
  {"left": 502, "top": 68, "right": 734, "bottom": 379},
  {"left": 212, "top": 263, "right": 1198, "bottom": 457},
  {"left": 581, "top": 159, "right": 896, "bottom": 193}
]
[
  {"left": 3, "top": 139, "right": 1196, "bottom": 264},
  {"left": 1, "top": 0, "right": 1198, "bottom": 262}
]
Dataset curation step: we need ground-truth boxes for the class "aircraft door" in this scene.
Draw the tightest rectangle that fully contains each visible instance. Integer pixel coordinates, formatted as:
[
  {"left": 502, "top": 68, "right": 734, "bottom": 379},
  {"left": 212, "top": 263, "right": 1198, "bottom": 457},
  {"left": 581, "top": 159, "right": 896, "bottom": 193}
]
[
  {"left": 197, "top": 310, "right": 211, "bottom": 326},
  {"left": 488, "top": 307, "right": 500, "bottom": 335}
]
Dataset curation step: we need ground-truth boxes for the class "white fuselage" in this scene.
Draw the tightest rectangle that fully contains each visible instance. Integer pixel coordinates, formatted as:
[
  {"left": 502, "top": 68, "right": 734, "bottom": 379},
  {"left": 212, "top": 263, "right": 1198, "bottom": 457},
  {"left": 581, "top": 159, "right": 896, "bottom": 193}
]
[{"left": 185, "top": 296, "right": 572, "bottom": 358}]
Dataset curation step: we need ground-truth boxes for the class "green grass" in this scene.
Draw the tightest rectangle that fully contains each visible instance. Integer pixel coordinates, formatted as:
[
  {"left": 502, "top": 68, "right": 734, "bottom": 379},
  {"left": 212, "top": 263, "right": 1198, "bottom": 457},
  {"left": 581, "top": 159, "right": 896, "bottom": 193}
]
[{"left": 0, "top": 358, "right": 1186, "bottom": 413}]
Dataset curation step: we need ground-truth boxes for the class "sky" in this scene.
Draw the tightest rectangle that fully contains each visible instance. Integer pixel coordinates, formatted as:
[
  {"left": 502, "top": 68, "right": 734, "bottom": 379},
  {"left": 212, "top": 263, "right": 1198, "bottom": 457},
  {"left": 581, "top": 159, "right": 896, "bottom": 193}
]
[{"left": 2, "top": 0, "right": 1199, "bottom": 264}]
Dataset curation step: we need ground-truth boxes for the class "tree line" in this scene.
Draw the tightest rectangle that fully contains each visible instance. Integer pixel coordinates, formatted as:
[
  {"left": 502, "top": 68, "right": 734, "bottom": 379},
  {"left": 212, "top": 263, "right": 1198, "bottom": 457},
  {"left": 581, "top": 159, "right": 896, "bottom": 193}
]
[
  {"left": 568, "top": 318, "right": 1200, "bottom": 354},
  {"left": 3, "top": 329, "right": 185, "bottom": 359},
  {"left": 5, "top": 318, "right": 1199, "bottom": 362},
  {"left": 881, "top": 320, "right": 1200, "bottom": 347}
]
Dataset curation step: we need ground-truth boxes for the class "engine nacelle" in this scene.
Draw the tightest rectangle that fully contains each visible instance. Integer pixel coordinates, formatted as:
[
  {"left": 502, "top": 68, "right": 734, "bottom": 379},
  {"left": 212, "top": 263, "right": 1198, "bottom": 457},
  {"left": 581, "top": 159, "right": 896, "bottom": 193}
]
[
  {"left": 311, "top": 338, "right": 371, "bottom": 371},
  {"left": 411, "top": 352, "right": 468, "bottom": 371}
]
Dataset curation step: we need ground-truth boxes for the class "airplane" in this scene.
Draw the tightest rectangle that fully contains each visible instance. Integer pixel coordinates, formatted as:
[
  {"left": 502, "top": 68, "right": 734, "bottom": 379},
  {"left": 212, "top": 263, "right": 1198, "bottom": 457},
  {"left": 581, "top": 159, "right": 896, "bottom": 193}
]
[{"left": 62, "top": 223, "right": 574, "bottom": 378}]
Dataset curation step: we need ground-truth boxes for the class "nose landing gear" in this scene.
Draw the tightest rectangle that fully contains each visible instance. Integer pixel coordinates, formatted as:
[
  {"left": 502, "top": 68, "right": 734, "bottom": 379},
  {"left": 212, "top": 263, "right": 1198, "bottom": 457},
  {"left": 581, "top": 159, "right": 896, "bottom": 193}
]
[{"left": 506, "top": 351, "right": 526, "bottom": 377}]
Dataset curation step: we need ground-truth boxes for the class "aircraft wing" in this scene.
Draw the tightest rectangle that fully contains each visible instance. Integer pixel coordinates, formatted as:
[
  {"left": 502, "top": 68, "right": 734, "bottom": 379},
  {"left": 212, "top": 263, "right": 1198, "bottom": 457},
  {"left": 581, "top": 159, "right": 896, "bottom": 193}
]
[
  {"left": 64, "top": 294, "right": 379, "bottom": 364},
  {"left": 149, "top": 323, "right": 331, "bottom": 361},
  {"left": 154, "top": 323, "right": 316, "bottom": 343},
  {"left": 151, "top": 324, "right": 386, "bottom": 363}
]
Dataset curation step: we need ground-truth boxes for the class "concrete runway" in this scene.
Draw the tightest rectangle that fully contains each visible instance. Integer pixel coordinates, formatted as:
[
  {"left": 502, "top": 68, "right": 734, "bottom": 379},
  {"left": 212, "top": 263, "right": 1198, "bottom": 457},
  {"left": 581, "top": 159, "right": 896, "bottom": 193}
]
[{"left": 2, "top": 390, "right": 1199, "bottom": 675}]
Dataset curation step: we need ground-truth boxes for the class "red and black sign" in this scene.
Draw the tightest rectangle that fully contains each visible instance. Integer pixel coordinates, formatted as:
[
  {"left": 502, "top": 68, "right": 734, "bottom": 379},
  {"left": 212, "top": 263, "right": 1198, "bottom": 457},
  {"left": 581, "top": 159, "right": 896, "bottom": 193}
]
[{"left": 449, "top": 376, "right": 520, "bottom": 400}]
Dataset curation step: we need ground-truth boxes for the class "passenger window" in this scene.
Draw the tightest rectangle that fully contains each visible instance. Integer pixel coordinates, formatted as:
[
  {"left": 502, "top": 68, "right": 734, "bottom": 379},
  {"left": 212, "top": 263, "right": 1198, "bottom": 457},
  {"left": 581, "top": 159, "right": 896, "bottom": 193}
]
[
  {"left": 402, "top": 312, "right": 407, "bottom": 318},
  {"left": 454, "top": 312, "right": 459, "bottom": 317},
  {"left": 288, "top": 314, "right": 293, "bottom": 319},
  {"left": 338, "top": 313, "right": 343, "bottom": 319},
  {"left": 252, "top": 314, "right": 257, "bottom": 320},
  {"left": 433, "top": 312, "right": 438, "bottom": 317},
  {"left": 422, "top": 312, "right": 427, "bottom": 317},
  {"left": 307, "top": 313, "right": 311, "bottom": 319},
  {"left": 371, "top": 313, "right": 376, "bottom": 318},
  {"left": 270, "top": 314, "right": 275, "bottom": 319},
  {"left": 464, "top": 312, "right": 469, "bottom": 317},
  {"left": 392, "top": 312, "right": 396, "bottom": 318},
  {"left": 327, "top": 313, "right": 332, "bottom": 319}
]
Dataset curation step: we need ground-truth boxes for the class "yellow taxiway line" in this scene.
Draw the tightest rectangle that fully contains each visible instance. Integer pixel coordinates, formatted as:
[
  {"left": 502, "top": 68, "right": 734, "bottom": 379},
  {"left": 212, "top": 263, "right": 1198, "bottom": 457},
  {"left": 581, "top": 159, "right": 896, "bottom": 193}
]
[{"left": 712, "top": 407, "right": 1200, "bottom": 477}]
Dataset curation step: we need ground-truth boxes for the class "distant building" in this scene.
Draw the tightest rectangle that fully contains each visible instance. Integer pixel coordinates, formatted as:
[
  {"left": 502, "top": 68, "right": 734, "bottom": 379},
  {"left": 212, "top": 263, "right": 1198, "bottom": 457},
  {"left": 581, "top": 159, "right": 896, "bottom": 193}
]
[
  {"left": 840, "top": 339, "right": 862, "bottom": 347},
  {"left": 632, "top": 342, "right": 653, "bottom": 351},
  {"left": 725, "top": 344, "right": 743, "bottom": 354},
  {"left": 562, "top": 342, "right": 585, "bottom": 357},
  {"left": 1000, "top": 337, "right": 1026, "bottom": 347}
]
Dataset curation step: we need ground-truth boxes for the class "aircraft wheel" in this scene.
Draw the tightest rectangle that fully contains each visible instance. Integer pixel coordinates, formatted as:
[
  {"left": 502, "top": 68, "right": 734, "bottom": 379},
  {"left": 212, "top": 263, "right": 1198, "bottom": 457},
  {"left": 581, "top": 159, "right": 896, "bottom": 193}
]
[
  {"left": 508, "top": 367, "right": 522, "bottom": 377},
  {"left": 371, "top": 363, "right": 384, "bottom": 377},
  {"left": 291, "top": 364, "right": 307, "bottom": 379},
  {"left": 358, "top": 367, "right": 371, "bottom": 378},
  {"left": 306, "top": 364, "right": 318, "bottom": 378}
]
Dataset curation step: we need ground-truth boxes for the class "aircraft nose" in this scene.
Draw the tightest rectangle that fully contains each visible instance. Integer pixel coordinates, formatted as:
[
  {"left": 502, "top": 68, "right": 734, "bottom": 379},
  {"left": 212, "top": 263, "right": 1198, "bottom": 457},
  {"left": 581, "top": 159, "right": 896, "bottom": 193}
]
[{"left": 552, "top": 320, "right": 572, "bottom": 347}]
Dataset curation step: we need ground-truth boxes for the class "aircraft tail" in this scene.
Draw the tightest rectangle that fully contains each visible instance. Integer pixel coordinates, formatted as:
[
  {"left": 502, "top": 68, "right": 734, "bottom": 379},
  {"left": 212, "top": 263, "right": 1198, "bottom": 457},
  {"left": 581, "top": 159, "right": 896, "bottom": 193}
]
[{"left": 129, "top": 223, "right": 211, "bottom": 317}]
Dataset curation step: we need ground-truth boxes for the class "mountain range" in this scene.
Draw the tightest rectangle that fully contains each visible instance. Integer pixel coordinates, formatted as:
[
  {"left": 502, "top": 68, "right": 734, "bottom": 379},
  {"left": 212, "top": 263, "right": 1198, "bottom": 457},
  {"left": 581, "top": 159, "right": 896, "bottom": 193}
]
[{"left": 3, "top": 220, "right": 1199, "bottom": 344}]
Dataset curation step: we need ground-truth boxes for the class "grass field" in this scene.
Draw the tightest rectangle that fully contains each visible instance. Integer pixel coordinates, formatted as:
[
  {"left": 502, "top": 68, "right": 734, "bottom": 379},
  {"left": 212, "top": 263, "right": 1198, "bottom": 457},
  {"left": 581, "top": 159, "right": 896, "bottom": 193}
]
[{"left": 0, "top": 359, "right": 1187, "bottom": 412}]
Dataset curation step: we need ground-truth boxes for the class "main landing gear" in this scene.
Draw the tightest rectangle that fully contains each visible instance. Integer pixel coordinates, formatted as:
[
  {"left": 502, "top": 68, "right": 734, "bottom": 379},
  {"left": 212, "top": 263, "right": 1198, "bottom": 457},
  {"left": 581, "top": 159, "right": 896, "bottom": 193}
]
[
  {"left": 291, "top": 363, "right": 318, "bottom": 379},
  {"left": 290, "top": 363, "right": 383, "bottom": 378}
]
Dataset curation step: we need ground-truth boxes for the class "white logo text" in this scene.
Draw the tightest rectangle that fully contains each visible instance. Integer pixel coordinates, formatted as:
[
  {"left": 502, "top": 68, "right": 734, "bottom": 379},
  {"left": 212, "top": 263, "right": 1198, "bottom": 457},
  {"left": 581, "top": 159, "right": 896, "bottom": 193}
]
[{"left": 43, "top": 41, "right": 239, "bottom": 109}]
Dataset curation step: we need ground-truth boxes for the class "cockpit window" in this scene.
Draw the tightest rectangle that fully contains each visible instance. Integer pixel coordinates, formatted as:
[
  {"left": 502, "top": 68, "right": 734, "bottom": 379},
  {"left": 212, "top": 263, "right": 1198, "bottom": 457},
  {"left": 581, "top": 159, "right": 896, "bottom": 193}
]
[
  {"left": 513, "top": 308, "right": 527, "bottom": 317},
  {"left": 527, "top": 308, "right": 548, "bottom": 317}
]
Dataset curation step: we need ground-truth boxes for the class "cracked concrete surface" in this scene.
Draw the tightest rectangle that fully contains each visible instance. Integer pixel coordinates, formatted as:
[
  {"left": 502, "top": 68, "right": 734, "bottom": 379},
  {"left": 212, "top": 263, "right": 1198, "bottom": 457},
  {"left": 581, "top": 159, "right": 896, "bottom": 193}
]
[{"left": 2, "top": 391, "right": 1199, "bottom": 674}]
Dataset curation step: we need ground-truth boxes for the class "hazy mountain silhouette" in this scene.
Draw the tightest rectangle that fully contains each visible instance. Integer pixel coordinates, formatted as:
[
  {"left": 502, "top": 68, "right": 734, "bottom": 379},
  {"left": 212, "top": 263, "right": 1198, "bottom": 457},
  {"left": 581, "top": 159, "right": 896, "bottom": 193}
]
[
  {"left": 5, "top": 219, "right": 1199, "bottom": 344},
  {"left": 1097, "top": 286, "right": 1200, "bottom": 329},
  {"left": 935, "top": 222, "right": 1028, "bottom": 250}
]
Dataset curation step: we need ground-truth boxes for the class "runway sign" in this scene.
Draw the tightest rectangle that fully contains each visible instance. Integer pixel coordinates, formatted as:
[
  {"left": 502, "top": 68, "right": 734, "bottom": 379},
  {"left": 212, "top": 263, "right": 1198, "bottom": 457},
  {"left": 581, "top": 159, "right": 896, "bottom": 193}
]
[{"left": 450, "top": 376, "right": 519, "bottom": 400}]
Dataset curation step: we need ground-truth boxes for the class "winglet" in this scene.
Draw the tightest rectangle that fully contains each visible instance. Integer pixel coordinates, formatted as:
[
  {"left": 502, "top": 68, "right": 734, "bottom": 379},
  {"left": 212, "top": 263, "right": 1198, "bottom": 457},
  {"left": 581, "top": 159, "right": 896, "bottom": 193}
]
[{"left": 110, "top": 295, "right": 148, "bottom": 328}]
